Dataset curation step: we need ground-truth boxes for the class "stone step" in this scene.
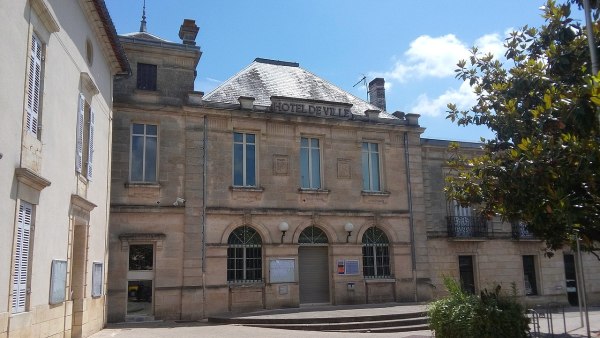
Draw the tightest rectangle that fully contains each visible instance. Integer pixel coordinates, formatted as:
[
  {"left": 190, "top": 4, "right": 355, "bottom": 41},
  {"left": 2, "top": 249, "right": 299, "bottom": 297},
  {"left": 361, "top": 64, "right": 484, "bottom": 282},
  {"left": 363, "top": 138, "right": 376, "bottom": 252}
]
[
  {"left": 209, "top": 310, "right": 427, "bottom": 325},
  {"left": 327, "top": 323, "right": 431, "bottom": 333},
  {"left": 243, "top": 316, "right": 429, "bottom": 331}
]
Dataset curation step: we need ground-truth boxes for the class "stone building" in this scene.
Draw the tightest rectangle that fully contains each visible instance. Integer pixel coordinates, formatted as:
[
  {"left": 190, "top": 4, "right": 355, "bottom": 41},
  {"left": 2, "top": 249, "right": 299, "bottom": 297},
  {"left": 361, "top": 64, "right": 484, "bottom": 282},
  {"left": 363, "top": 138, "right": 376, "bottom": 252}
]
[
  {"left": 107, "top": 19, "right": 599, "bottom": 322},
  {"left": 0, "top": 0, "right": 128, "bottom": 337}
]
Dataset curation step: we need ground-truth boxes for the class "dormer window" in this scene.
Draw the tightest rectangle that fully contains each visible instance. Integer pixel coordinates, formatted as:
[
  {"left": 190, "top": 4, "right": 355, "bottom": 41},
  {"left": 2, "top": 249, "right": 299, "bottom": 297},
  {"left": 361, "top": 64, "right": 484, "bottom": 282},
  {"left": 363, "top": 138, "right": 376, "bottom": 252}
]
[{"left": 137, "top": 63, "right": 157, "bottom": 91}]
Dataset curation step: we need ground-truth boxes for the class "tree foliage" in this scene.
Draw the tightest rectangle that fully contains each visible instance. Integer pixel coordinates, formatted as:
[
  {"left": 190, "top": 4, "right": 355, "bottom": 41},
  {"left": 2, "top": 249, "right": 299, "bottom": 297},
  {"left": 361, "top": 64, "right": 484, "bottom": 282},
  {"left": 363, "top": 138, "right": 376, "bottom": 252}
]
[
  {"left": 445, "top": 0, "right": 600, "bottom": 255},
  {"left": 428, "top": 277, "right": 529, "bottom": 338}
]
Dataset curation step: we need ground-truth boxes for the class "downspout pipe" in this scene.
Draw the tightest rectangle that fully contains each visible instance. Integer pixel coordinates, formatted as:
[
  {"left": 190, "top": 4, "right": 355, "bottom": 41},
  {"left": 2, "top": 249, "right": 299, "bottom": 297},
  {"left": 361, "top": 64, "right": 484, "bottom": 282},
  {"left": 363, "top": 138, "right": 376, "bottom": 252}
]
[
  {"left": 403, "top": 132, "right": 418, "bottom": 302},
  {"left": 201, "top": 115, "right": 208, "bottom": 317}
]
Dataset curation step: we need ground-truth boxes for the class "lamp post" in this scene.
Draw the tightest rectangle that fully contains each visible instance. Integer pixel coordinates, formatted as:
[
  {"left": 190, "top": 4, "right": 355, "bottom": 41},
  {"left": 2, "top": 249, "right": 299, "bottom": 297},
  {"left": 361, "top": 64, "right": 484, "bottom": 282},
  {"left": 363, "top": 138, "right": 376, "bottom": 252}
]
[{"left": 574, "top": 230, "right": 591, "bottom": 338}]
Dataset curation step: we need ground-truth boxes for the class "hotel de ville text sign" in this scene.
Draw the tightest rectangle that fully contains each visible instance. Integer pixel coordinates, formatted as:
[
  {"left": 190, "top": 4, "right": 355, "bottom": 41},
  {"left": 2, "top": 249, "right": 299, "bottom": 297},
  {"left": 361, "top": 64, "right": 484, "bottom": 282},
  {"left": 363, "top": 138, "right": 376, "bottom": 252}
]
[{"left": 270, "top": 96, "right": 353, "bottom": 119}]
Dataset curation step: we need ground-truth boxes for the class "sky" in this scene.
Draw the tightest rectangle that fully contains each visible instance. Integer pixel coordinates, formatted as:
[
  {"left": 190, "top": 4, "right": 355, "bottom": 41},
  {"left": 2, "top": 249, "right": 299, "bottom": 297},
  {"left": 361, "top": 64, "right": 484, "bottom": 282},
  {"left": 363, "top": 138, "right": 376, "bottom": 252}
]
[{"left": 104, "top": 0, "right": 585, "bottom": 142}]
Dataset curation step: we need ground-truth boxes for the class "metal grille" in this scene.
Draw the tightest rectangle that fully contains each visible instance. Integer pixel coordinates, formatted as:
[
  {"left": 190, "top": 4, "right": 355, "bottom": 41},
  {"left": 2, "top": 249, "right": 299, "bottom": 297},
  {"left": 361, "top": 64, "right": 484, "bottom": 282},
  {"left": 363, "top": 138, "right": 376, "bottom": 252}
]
[
  {"left": 362, "top": 227, "right": 391, "bottom": 278},
  {"left": 227, "top": 226, "right": 262, "bottom": 282},
  {"left": 446, "top": 216, "right": 488, "bottom": 238}
]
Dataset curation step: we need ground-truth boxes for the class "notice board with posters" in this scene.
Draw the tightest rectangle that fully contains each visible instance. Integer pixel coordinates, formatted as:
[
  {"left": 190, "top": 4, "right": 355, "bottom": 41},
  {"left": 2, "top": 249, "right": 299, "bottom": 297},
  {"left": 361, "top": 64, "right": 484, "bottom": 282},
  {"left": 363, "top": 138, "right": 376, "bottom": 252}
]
[{"left": 269, "top": 258, "right": 295, "bottom": 283}]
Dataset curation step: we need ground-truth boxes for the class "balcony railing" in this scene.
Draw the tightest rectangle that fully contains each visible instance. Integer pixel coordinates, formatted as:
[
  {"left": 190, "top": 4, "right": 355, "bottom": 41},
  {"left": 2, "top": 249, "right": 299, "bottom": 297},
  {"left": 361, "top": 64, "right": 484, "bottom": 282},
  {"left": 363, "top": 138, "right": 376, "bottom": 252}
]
[
  {"left": 511, "top": 221, "right": 536, "bottom": 239},
  {"left": 446, "top": 216, "right": 488, "bottom": 238}
]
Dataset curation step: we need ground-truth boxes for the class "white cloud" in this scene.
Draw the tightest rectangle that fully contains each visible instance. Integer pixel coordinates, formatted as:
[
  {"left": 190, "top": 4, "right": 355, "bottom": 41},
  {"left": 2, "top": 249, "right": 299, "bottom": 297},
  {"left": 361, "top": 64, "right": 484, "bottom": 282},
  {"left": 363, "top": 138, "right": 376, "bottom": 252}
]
[
  {"left": 378, "top": 32, "right": 505, "bottom": 83},
  {"left": 408, "top": 81, "right": 476, "bottom": 117}
]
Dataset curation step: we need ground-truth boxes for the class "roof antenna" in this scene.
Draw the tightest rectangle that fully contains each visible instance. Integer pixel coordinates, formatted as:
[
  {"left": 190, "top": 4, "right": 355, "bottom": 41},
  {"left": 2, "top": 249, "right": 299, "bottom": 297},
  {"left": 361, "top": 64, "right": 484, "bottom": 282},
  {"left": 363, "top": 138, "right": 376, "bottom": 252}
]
[
  {"left": 139, "top": 0, "right": 147, "bottom": 32},
  {"left": 353, "top": 74, "right": 368, "bottom": 101}
]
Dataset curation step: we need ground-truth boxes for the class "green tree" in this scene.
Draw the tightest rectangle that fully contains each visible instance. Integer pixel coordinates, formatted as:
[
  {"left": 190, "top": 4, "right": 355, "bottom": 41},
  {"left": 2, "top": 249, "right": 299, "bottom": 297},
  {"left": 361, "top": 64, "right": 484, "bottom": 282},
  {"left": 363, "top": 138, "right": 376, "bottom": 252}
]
[{"left": 445, "top": 0, "right": 600, "bottom": 257}]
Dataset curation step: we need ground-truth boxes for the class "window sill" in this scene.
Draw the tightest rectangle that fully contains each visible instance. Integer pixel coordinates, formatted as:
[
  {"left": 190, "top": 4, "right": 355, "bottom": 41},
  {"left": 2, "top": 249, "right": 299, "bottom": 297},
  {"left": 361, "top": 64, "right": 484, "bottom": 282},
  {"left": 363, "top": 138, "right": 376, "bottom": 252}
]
[
  {"left": 230, "top": 186, "right": 264, "bottom": 192},
  {"left": 298, "top": 188, "right": 330, "bottom": 194},
  {"left": 365, "top": 277, "right": 395, "bottom": 283},
  {"left": 361, "top": 191, "right": 391, "bottom": 197},
  {"left": 125, "top": 182, "right": 160, "bottom": 189},
  {"left": 228, "top": 281, "right": 265, "bottom": 289}
]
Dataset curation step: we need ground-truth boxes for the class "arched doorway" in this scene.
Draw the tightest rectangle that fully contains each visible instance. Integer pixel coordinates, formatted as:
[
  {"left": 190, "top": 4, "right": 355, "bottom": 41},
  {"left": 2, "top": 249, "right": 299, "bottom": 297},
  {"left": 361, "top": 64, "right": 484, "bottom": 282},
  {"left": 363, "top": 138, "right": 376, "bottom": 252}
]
[{"left": 298, "top": 225, "right": 329, "bottom": 304}]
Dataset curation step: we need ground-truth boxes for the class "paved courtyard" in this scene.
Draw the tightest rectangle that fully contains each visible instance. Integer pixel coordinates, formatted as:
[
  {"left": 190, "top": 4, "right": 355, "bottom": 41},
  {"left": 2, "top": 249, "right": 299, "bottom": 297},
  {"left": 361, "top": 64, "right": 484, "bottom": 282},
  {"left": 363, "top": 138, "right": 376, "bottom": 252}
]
[{"left": 91, "top": 306, "right": 600, "bottom": 338}]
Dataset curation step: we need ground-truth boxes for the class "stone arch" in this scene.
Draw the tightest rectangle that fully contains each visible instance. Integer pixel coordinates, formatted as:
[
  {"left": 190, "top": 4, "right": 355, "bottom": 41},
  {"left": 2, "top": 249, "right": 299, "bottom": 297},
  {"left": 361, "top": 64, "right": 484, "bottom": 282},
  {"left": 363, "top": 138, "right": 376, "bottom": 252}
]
[
  {"left": 220, "top": 220, "right": 271, "bottom": 245},
  {"left": 354, "top": 220, "right": 398, "bottom": 245},
  {"left": 292, "top": 219, "right": 337, "bottom": 244}
]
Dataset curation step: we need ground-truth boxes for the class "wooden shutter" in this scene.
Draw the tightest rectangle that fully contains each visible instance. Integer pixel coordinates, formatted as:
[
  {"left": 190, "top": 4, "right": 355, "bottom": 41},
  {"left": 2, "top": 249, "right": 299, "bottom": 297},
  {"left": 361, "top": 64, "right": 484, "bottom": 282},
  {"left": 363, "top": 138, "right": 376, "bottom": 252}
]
[
  {"left": 75, "top": 94, "right": 85, "bottom": 173},
  {"left": 92, "top": 263, "right": 103, "bottom": 297},
  {"left": 26, "top": 34, "right": 42, "bottom": 137},
  {"left": 12, "top": 202, "right": 33, "bottom": 313},
  {"left": 86, "top": 108, "right": 95, "bottom": 180}
]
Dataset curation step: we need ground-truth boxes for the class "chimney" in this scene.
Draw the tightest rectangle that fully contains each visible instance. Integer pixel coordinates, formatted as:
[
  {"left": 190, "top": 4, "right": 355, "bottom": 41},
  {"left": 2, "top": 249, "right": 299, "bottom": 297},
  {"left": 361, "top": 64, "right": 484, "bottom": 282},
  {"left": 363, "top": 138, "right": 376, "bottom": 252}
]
[
  {"left": 368, "top": 78, "right": 386, "bottom": 111},
  {"left": 179, "top": 19, "right": 199, "bottom": 45}
]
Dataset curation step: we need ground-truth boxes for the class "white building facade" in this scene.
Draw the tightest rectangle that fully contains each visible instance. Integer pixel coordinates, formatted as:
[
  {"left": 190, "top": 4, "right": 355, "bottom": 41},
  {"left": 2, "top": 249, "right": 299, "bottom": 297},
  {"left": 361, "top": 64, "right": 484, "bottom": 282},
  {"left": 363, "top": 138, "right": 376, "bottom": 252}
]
[{"left": 0, "top": 1, "right": 127, "bottom": 337}]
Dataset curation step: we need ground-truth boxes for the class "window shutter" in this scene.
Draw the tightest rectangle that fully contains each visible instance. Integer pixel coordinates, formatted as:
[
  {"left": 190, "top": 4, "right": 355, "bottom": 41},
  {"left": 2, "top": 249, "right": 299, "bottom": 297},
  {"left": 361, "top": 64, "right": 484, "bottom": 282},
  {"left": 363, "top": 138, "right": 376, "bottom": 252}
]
[
  {"left": 12, "top": 202, "right": 32, "bottom": 313},
  {"left": 75, "top": 94, "right": 85, "bottom": 173},
  {"left": 26, "top": 34, "right": 42, "bottom": 137},
  {"left": 86, "top": 108, "right": 95, "bottom": 180}
]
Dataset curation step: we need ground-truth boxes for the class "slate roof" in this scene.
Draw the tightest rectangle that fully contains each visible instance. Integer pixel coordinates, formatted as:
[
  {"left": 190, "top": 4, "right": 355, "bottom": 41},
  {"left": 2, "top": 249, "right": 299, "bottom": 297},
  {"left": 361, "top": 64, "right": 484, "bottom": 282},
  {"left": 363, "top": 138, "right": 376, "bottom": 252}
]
[{"left": 203, "top": 58, "right": 396, "bottom": 119}]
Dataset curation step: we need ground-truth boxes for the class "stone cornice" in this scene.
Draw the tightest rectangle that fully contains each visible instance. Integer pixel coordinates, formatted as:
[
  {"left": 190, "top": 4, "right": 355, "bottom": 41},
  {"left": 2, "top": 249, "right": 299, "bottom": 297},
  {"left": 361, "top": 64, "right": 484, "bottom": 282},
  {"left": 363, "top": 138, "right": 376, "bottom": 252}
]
[
  {"left": 71, "top": 194, "right": 97, "bottom": 212},
  {"left": 15, "top": 167, "right": 51, "bottom": 191}
]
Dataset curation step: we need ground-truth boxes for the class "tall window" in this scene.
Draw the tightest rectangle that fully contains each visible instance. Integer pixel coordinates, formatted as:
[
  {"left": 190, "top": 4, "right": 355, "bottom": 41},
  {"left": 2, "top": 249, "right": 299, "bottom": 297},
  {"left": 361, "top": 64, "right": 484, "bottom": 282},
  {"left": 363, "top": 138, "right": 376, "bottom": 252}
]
[
  {"left": 233, "top": 132, "right": 256, "bottom": 187},
  {"left": 523, "top": 255, "right": 538, "bottom": 295},
  {"left": 12, "top": 202, "right": 33, "bottom": 313},
  {"left": 137, "top": 63, "right": 157, "bottom": 91},
  {"left": 362, "top": 142, "right": 381, "bottom": 191},
  {"left": 362, "top": 227, "right": 390, "bottom": 278},
  {"left": 130, "top": 123, "right": 158, "bottom": 182},
  {"left": 25, "top": 33, "right": 43, "bottom": 138},
  {"left": 75, "top": 94, "right": 95, "bottom": 180},
  {"left": 459, "top": 255, "right": 476, "bottom": 294},
  {"left": 227, "top": 226, "right": 262, "bottom": 282},
  {"left": 300, "top": 137, "right": 321, "bottom": 189}
]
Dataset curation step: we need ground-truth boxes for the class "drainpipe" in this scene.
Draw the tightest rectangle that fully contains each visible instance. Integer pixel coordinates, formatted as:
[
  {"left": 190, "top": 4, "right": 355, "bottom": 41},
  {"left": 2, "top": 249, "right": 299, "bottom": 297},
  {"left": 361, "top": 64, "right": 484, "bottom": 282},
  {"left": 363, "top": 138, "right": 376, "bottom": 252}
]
[
  {"left": 403, "top": 132, "right": 418, "bottom": 302},
  {"left": 201, "top": 115, "right": 208, "bottom": 317}
]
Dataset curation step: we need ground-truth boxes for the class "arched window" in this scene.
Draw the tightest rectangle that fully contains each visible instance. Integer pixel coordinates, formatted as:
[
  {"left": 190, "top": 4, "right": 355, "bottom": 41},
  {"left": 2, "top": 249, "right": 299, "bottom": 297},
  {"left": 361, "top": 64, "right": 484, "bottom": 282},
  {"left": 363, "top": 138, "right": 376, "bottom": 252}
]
[
  {"left": 227, "top": 226, "right": 262, "bottom": 282},
  {"left": 362, "top": 227, "right": 390, "bottom": 278},
  {"left": 298, "top": 225, "right": 328, "bottom": 244}
]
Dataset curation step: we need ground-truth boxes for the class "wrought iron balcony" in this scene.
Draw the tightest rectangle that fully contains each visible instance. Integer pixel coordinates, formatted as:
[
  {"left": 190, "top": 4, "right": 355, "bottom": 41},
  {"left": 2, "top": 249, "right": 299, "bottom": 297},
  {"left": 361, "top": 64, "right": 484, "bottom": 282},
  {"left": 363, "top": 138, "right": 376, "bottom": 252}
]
[
  {"left": 446, "top": 216, "right": 488, "bottom": 238},
  {"left": 511, "top": 221, "right": 536, "bottom": 239}
]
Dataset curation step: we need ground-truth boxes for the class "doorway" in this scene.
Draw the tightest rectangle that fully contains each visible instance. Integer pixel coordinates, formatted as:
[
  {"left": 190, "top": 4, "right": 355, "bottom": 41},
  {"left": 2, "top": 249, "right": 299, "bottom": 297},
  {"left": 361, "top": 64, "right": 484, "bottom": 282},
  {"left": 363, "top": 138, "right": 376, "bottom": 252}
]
[
  {"left": 564, "top": 254, "right": 578, "bottom": 306},
  {"left": 127, "top": 244, "right": 154, "bottom": 317},
  {"left": 70, "top": 223, "right": 88, "bottom": 338},
  {"left": 298, "top": 225, "right": 330, "bottom": 304}
]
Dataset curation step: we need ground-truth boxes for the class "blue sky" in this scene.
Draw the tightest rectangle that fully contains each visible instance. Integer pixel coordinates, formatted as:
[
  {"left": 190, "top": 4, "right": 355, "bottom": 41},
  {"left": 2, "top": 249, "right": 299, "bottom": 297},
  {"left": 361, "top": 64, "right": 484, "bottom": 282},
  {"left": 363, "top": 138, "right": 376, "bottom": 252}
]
[{"left": 104, "top": 1, "right": 578, "bottom": 142}]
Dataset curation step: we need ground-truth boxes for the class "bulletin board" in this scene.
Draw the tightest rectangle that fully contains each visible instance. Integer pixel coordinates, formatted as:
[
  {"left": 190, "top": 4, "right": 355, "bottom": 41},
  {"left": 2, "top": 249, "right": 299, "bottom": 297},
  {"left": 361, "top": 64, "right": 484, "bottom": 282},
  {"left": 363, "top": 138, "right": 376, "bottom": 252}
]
[{"left": 269, "top": 258, "right": 295, "bottom": 283}]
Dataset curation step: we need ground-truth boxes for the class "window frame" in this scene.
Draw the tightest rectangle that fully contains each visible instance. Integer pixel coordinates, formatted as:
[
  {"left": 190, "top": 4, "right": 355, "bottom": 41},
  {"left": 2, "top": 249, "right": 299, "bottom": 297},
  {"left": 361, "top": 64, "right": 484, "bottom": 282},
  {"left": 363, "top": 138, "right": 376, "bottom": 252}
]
[
  {"left": 12, "top": 201, "right": 34, "bottom": 313},
  {"left": 75, "top": 93, "right": 95, "bottom": 180},
  {"left": 227, "top": 226, "right": 263, "bottom": 283},
  {"left": 25, "top": 32, "right": 44, "bottom": 138},
  {"left": 91, "top": 262, "right": 103, "bottom": 298},
  {"left": 458, "top": 255, "right": 476, "bottom": 294},
  {"left": 361, "top": 141, "right": 382, "bottom": 192},
  {"left": 300, "top": 136, "right": 322, "bottom": 189},
  {"left": 522, "top": 255, "right": 539, "bottom": 296},
  {"left": 232, "top": 132, "right": 257, "bottom": 187},
  {"left": 136, "top": 63, "right": 157, "bottom": 91},
  {"left": 129, "top": 123, "right": 159, "bottom": 183},
  {"left": 361, "top": 227, "right": 391, "bottom": 278}
]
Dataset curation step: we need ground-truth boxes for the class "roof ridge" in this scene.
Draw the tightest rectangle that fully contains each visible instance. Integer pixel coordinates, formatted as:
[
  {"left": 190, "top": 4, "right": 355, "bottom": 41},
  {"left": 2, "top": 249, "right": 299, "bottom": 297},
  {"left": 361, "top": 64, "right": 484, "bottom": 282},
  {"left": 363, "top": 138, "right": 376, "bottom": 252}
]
[
  {"left": 298, "top": 66, "right": 392, "bottom": 116},
  {"left": 254, "top": 58, "right": 299, "bottom": 67}
]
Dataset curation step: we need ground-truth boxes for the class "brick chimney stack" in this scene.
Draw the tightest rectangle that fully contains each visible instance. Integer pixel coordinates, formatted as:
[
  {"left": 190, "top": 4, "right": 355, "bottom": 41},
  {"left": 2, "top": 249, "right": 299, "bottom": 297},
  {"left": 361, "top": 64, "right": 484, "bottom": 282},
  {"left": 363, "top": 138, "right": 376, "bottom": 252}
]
[
  {"left": 368, "top": 78, "right": 386, "bottom": 111},
  {"left": 179, "top": 19, "right": 199, "bottom": 45}
]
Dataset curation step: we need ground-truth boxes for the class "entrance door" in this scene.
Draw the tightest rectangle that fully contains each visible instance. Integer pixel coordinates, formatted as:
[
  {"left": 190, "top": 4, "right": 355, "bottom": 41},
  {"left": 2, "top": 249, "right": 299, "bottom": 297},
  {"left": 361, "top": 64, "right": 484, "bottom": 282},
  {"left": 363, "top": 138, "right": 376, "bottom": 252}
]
[
  {"left": 71, "top": 223, "right": 89, "bottom": 338},
  {"left": 564, "top": 254, "right": 578, "bottom": 306},
  {"left": 459, "top": 255, "right": 475, "bottom": 294},
  {"left": 299, "top": 246, "right": 329, "bottom": 304},
  {"left": 127, "top": 244, "right": 154, "bottom": 317}
]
